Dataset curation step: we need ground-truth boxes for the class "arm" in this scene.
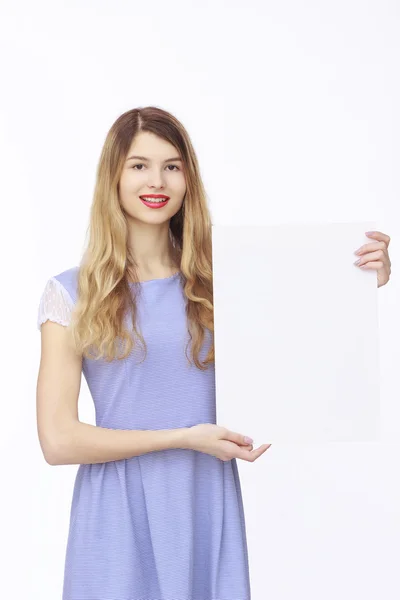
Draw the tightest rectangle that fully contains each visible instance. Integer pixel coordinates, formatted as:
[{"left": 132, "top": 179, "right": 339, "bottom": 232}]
[
  {"left": 50, "top": 420, "right": 190, "bottom": 466},
  {"left": 36, "top": 276, "right": 191, "bottom": 466},
  {"left": 36, "top": 319, "right": 190, "bottom": 466}
]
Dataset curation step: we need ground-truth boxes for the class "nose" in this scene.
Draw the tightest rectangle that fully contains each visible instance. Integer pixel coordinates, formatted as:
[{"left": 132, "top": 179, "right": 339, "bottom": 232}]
[{"left": 147, "top": 168, "right": 165, "bottom": 189}]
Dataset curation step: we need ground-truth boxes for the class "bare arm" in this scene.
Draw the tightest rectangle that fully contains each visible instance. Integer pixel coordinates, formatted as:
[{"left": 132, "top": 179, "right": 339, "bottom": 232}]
[
  {"left": 36, "top": 320, "right": 190, "bottom": 466},
  {"left": 51, "top": 421, "right": 190, "bottom": 466}
]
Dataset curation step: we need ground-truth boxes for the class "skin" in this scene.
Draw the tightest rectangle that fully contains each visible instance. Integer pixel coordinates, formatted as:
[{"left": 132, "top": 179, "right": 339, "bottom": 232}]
[
  {"left": 353, "top": 231, "right": 391, "bottom": 288},
  {"left": 119, "top": 130, "right": 187, "bottom": 280}
]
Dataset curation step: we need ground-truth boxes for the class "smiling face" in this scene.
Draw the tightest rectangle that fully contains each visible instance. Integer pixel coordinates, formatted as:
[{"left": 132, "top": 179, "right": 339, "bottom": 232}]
[{"left": 119, "top": 131, "right": 187, "bottom": 225}]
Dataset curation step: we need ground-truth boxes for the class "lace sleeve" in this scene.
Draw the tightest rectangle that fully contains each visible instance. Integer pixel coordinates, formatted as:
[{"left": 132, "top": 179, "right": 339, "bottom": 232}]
[{"left": 37, "top": 277, "right": 75, "bottom": 330}]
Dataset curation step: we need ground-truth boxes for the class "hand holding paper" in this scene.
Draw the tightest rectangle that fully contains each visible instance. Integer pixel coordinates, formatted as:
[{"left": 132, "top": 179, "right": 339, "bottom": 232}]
[{"left": 353, "top": 230, "right": 391, "bottom": 287}]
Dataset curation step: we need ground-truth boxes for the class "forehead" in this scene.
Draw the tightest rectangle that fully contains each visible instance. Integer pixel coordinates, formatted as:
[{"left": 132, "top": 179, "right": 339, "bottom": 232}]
[{"left": 128, "top": 131, "right": 178, "bottom": 156}]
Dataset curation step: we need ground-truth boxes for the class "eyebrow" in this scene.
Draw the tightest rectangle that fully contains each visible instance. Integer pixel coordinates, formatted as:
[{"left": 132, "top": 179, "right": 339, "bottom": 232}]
[{"left": 126, "top": 155, "right": 183, "bottom": 163}]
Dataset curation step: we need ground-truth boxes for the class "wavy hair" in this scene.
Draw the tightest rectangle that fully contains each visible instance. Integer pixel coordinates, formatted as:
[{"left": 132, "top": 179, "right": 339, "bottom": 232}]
[{"left": 70, "top": 106, "right": 214, "bottom": 370}]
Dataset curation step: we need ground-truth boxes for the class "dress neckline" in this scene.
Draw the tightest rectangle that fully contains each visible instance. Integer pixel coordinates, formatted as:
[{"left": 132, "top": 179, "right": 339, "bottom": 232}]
[{"left": 128, "top": 270, "right": 181, "bottom": 285}]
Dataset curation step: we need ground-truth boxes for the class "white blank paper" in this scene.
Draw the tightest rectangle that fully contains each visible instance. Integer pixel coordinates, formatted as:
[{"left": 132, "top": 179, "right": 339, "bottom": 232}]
[{"left": 212, "top": 222, "right": 380, "bottom": 443}]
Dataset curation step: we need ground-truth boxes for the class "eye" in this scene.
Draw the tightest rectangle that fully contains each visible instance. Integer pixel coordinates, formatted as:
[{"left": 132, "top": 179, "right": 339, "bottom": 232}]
[{"left": 131, "top": 164, "right": 180, "bottom": 171}]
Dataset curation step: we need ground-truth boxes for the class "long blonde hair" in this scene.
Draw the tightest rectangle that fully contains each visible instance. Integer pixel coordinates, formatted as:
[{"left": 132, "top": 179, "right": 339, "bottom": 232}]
[{"left": 70, "top": 106, "right": 214, "bottom": 370}]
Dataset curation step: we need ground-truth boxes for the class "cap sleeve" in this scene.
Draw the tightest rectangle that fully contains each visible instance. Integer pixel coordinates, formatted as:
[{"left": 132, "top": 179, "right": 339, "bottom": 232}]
[{"left": 37, "top": 277, "right": 75, "bottom": 330}]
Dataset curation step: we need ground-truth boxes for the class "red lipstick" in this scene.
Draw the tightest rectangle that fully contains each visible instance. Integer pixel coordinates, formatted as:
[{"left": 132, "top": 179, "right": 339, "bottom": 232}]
[{"left": 139, "top": 194, "right": 170, "bottom": 208}]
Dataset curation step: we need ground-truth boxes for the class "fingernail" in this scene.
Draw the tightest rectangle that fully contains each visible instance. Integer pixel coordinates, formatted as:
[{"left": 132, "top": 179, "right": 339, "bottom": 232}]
[
  {"left": 365, "top": 231, "right": 374, "bottom": 235},
  {"left": 244, "top": 436, "right": 253, "bottom": 444}
]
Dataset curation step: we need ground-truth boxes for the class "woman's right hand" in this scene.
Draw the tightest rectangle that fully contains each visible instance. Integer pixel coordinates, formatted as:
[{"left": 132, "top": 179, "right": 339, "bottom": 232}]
[{"left": 185, "top": 423, "right": 271, "bottom": 462}]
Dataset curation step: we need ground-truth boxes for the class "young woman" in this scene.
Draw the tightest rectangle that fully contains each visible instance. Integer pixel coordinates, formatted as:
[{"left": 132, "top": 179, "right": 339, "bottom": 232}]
[{"left": 36, "top": 106, "right": 392, "bottom": 600}]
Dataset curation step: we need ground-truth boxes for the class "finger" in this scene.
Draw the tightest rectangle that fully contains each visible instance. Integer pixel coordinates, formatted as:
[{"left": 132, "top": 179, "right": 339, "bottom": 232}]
[
  {"left": 238, "top": 444, "right": 253, "bottom": 449},
  {"left": 236, "top": 442, "right": 253, "bottom": 450},
  {"left": 358, "top": 260, "right": 385, "bottom": 270},
  {"left": 225, "top": 430, "right": 253, "bottom": 446},
  {"left": 355, "top": 241, "right": 389, "bottom": 256},
  {"left": 365, "top": 231, "right": 391, "bottom": 247},
  {"left": 237, "top": 444, "right": 271, "bottom": 462},
  {"left": 354, "top": 250, "right": 388, "bottom": 267}
]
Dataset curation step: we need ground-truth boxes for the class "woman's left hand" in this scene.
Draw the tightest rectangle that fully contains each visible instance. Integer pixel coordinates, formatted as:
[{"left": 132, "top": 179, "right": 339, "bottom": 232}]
[{"left": 354, "top": 231, "right": 392, "bottom": 288}]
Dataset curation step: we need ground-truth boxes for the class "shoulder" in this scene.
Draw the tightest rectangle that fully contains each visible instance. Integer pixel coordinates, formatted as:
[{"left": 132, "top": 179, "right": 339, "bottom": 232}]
[
  {"left": 51, "top": 265, "right": 80, "bottom": 303},
  {"left": 38, "top": 265, "right": 79, "bottom": 312},
  {"left": 37, "top": 266, "right": 79, "bottom": 331}
]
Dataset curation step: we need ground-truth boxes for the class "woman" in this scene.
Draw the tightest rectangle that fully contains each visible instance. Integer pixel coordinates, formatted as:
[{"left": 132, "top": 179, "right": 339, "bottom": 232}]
[{"left": 36, "top": 106, "right": 391, "bottom": 600}]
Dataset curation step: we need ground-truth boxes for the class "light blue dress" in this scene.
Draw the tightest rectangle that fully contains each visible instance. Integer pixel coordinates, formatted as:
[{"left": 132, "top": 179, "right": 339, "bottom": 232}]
[{"left": 37, "top": 266, "right": 251, "bottom": 600}]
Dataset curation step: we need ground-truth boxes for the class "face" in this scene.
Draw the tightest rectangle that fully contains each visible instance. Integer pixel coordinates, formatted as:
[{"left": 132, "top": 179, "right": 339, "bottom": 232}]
[{"left": 119, "top": 131, "right": 186, "bottom": 225}]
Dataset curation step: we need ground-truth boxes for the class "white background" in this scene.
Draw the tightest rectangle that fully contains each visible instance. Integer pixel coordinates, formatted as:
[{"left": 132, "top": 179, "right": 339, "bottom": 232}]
[{"left": 0, "top": 1, "right": 399, "bottom": 598}]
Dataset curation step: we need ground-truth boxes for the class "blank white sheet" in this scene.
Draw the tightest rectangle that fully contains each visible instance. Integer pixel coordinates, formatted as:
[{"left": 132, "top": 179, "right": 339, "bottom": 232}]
[{"left": 212, "top": 222, "right": 380, "bottom": 443}]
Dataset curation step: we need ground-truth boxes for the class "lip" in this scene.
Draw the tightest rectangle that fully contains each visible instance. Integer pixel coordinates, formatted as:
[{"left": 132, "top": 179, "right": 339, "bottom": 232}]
[
  {"left": 140, "top": 196, "right": 170, "bottom": 209},
  {"left": 139, "top": 194, "right": 170, "bottom": 199}
]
